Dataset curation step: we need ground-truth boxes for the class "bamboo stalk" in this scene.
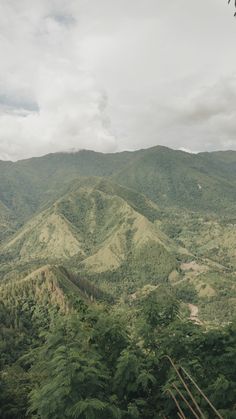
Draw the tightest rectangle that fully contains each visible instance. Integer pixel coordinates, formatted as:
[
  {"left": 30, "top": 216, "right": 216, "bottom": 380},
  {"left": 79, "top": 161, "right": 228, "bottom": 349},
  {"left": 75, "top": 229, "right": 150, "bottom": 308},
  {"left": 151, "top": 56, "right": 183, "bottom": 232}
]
[
  {"left": 163, "top": 356, "right": 206, "bottom": 419},
  {"left": 172, "top": 383, "right": 200, "bottom": 419},
  {"left": 167, "top": 389, "right": 187, "bottom": 419},
  {"left": 180, "top": 366, "right": 224, "bottom": 419}
]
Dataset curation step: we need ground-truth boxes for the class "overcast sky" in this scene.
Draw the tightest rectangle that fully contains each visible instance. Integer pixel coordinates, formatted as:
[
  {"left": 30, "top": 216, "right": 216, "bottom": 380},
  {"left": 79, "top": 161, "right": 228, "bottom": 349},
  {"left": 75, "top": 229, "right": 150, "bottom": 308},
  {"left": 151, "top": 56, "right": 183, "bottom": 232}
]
[{"left": 0, "top": 0, "right": 236, "bottom": 160}]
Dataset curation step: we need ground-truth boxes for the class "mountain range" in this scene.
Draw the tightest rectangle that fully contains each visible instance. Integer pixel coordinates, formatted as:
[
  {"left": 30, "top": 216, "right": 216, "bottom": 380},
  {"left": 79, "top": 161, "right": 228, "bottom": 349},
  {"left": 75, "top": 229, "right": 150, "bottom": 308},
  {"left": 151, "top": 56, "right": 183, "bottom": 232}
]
[{"left": 1, "top": 145, "right": 236, "bottom": 324}]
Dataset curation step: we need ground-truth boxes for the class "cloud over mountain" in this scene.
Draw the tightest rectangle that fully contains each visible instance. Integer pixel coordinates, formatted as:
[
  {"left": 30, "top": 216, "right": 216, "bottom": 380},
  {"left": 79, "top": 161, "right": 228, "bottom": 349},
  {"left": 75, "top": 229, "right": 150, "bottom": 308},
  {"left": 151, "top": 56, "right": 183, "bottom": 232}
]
[{"left": 0, "top": 0, "right": 236, "bottom": 160}]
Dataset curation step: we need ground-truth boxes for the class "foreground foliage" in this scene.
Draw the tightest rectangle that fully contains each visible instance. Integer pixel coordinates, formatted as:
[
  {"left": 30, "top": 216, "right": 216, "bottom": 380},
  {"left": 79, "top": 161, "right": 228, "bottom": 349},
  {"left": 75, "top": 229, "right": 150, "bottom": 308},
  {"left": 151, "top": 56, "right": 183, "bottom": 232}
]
[{"left": 1, "top": 287, "right": 236, "bottom": 418}]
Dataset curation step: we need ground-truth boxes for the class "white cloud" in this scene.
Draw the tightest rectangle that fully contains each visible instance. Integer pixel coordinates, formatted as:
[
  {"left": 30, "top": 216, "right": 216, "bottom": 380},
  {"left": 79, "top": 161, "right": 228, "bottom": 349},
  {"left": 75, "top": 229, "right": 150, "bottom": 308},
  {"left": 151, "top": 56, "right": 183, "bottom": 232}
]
[
  {"left": 0, "top": 0, "right": 117, "bottom": 160},
  {"left": 163, "top": 76, "right": 236, "bottom": 151},
  {"left": 0, "top": 0, "right": 236, "bottom": 160}
]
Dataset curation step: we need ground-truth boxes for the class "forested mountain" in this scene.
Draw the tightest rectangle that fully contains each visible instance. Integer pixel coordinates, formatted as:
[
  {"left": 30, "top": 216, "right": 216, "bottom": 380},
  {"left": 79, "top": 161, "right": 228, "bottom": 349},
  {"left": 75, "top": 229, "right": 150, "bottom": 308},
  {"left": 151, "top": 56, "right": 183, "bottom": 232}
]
[
  {"left": 1, "top": 146, "right": 236, "bottom": 418},
  {"left": 2, "top": 146, "right": 236, "bottom": 222}
]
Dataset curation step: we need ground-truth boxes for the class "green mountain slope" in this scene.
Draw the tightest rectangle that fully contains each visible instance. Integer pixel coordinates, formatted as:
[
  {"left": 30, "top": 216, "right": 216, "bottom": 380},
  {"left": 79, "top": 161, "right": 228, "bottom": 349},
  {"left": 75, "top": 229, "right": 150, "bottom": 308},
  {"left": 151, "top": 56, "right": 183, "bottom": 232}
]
[
  {"left": 0, "top": 201, "right": 18, "bottom": 243},
  {"left": 0, "top": 178, "right": 178, "bottom": 290},
  {"left": 158, "top": 210, "right": 236, "bottom": 324},
  {"left": 0, "top": 265, "right": 81, "bottom": 314},
  {"left": 114, "top": 146, "right": 236, "bottom": 214},
  {"left": 2, "top": 146, "right": 236, "bottom": 225},
  {"left": 1, "top": 146, "right": 236, "bottom": 320},
  {"left": 0, "top": 265, "right": 79, "bottom": 369},
  {"left": 0, "top": 150, "right": 135, "bottom": 223}
]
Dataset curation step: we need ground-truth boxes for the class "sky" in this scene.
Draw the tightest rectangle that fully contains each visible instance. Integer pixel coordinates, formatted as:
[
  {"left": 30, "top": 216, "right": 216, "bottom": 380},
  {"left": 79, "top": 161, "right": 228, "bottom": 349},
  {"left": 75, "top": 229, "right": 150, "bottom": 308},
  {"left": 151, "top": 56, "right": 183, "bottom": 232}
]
[{"left": 0, "top": 0, "right": 236, "bottom": 160}]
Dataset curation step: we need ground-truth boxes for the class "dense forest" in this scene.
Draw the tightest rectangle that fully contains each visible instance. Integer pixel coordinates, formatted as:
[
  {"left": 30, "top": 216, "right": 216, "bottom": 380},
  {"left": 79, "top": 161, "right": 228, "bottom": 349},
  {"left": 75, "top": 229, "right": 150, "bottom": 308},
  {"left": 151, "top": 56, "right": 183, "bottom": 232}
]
[{"left": 1, "top": 281, "right": 236, "bottom": 418}]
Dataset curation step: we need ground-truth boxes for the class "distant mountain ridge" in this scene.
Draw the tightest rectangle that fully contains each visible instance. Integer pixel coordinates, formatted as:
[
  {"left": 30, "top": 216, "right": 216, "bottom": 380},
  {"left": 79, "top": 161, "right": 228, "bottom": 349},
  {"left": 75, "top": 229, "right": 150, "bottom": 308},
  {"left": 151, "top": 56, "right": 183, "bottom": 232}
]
[{"left": 1, "top": 146, "right": 236, "bottom": 226}]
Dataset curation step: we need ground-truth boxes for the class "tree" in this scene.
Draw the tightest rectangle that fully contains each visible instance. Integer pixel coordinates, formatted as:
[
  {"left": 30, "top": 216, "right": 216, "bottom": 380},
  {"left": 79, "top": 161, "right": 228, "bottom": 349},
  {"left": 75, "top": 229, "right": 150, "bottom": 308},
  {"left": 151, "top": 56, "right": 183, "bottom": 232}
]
[
  {"left": 28, "top": 314, "right": 122, "bottom": 419},
  {"left": 0, "top": 365, "right": 31, "bottom": 419}
]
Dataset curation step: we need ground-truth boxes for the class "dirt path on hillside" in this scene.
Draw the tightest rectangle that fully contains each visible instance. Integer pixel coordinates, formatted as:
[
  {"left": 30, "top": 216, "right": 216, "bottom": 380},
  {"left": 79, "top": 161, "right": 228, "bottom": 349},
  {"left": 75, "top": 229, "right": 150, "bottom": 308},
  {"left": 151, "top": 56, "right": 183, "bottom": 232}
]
[{"left": 188, "top": 304, "right": 202, "bottom": 325}]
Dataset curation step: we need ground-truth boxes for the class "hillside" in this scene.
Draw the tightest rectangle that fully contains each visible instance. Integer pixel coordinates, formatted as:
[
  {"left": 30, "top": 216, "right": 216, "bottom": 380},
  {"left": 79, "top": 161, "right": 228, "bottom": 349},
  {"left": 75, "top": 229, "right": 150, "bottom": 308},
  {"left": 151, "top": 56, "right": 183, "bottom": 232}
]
[
  {"left": 1, "top": 147, "right": 236, "bottom": 313},
  {"left": 0, "top": 178, "right": 178, "bottom": 292},
  {"left": 114, "top": 146, "right": 236, "bottom": 214},
  {"left": 0, "top": 201, "right": 17, "bottom": 242},
  {"left": 2, "top": 146, "right": 236, "bottom": 226},
  {"left": 0, "top": 150, "right": 135, "bottom": 224},
  {"left": 0, "top": 265, "right": 80, "bottom": 370},
  {"left": 1, "top": 147, "right": 236, "bottom": 320},
  {"left": 0, "top": 265, "right": 81, "bottom": 314}
]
